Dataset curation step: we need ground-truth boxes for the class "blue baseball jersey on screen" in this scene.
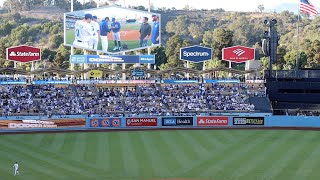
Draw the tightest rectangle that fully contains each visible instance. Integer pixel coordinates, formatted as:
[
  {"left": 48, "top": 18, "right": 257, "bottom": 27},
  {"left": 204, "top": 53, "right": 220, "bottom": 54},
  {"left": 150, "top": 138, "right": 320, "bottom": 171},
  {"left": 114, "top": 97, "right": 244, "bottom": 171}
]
[
  {"left": 100, "top": 20, "right": 109, "bottom": 36},
  {"left": 151, "top": 22, "right": 160, "bottom": 44},
  {"left": 111, "top": 21, "right": 121, "bottom": 33}
]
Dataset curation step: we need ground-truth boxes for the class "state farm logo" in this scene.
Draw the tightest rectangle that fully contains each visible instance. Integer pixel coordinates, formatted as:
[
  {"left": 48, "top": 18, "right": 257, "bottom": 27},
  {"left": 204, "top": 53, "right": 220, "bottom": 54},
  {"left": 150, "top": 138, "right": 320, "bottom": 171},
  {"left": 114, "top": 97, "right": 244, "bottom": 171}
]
[
  {"left": 199, "top": 118, "right": 227, "bottom": 124},
  {"left": 6, "top": 45, "right": 41, "bottom": 63},
  {"left": 199, "top": 119, "right": 205, "bottom": 124},
  {"left": 233, "top": 49, "right": 246, "bottom": 56},
  {"left": 197, "top": 116, "right": 229, "bottom": 126},
  {"left": 9, "top": 51, "right": 40, "bottom": 57},
  {"left": 9, "top": 52, "right": 16, "bottom": 56}
]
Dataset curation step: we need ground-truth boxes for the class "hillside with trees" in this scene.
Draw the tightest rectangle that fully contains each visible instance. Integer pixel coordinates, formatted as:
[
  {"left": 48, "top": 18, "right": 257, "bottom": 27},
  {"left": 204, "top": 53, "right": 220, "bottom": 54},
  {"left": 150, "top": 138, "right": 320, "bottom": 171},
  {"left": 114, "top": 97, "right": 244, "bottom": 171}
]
[{"left": 0, "top": 0, "right": 319, "bottom": 75}]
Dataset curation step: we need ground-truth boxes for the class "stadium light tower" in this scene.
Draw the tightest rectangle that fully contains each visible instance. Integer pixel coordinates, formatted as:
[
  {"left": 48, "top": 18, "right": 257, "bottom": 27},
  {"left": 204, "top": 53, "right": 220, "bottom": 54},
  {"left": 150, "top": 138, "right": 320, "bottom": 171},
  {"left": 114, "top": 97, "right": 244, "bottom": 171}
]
[{"left": 262, "top": 19, "right": 278, "bottom": 78}]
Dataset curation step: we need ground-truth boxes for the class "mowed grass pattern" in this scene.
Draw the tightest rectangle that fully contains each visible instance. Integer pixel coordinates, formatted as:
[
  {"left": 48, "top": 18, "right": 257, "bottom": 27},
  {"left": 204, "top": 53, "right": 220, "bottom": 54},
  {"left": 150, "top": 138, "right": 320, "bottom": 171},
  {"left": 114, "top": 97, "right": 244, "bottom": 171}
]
[{"left": 0, "top": 130, "right": 320, "bottom": 180}]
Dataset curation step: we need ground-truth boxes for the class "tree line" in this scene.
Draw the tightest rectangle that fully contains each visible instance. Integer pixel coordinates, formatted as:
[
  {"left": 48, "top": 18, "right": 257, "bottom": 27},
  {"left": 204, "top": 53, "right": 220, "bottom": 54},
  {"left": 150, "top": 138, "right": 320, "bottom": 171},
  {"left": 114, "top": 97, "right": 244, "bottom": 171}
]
[{"left": 0, "top": 1, "right": 319, "bottom": 74}]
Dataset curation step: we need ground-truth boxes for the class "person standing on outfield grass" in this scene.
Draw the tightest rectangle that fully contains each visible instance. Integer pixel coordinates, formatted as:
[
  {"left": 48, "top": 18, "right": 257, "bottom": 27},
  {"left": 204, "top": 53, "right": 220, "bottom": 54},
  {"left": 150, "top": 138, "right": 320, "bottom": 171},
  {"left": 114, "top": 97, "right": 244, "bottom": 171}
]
[
  {"left": 110, "top": 17, "right": 122, "bottom": 51},
  {"left": 151, "top": 14, "right": 160, "bottom": 45},
  {"left": 73, "top": 13, "right": 93, "bottom": 49},
  {"left": 13, "top": 162, "right": 19, "bottom": 176},
  {"left": 100, "top": 17, "right": 110, "bottom": 52},
  {"left": 139, "top": 17, "right": 151, "bottom": 47},
  {"left": 89, "top": 15, "right": 100, "bottom": 50}
]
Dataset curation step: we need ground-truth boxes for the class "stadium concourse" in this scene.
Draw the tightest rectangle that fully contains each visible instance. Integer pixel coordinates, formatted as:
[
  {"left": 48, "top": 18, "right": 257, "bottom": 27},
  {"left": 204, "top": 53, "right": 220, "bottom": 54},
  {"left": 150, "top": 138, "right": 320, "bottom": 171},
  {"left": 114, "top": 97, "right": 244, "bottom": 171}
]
[{"left": 0, "top": 80, "right": 266, "bottom": 117}]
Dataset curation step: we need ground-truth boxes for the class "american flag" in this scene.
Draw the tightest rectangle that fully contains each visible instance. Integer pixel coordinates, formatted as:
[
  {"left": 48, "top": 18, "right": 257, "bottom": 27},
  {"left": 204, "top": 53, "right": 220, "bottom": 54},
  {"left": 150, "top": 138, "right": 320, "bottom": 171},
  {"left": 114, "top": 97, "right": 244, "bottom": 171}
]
[{"left": 300, "top": 0, "right": 318, "bottom": 16}]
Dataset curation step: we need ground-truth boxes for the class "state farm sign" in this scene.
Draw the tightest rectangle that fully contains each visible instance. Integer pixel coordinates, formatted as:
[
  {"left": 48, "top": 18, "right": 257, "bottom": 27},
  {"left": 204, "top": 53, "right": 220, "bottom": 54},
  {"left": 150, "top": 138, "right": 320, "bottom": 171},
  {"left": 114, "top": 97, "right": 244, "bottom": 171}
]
[
  {"left": 196, "top": 116, "right": 229, "bottom": 126},
  {"left": 222, "top": 45, "right": 255, "bottom": 63},
  {"left": 6, "top": 45, "right": 41, "bottom": 63},
  {"left": 126, "top": 117, "right": 158, "bottom": 127}
]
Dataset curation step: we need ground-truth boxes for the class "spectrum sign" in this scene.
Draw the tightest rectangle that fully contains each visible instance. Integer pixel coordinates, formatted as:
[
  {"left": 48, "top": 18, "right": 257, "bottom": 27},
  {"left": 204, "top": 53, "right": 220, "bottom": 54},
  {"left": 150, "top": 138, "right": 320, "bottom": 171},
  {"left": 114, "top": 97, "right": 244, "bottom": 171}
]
[{"left": 180, "top": 45, "right": 212, "bottom": 63}]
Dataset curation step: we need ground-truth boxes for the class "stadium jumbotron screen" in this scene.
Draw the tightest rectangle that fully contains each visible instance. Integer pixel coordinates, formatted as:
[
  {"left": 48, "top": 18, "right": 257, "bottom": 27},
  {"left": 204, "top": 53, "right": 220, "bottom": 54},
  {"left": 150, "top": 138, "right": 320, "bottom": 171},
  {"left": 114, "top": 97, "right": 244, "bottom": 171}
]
[{"left": 64, "top": 6, "right": 161, "bottom": 54}]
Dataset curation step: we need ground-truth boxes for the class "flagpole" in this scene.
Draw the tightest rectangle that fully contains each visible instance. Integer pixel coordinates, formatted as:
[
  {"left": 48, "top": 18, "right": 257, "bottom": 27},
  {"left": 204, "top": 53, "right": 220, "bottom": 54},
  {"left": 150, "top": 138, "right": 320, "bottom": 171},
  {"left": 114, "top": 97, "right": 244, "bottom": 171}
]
[{"left": 296, "top": 0, "right": 300, "bottom": 70}]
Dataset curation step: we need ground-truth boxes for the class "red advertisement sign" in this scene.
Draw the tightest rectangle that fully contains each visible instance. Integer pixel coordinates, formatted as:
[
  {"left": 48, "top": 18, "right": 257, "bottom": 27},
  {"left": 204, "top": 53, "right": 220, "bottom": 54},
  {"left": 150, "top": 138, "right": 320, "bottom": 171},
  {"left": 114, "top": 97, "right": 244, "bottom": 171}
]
[
  {"left": 126, "top": 117, "right": 158, "bottom": 127},
  {"left": 6, "top": 45, "right": 41, "bottom": 63},
  {"left": 197, "top": 116, "right": 229, "bottom": 126},
  {"left": 222, "top": 45, "right": 255, "bottom": 63}
]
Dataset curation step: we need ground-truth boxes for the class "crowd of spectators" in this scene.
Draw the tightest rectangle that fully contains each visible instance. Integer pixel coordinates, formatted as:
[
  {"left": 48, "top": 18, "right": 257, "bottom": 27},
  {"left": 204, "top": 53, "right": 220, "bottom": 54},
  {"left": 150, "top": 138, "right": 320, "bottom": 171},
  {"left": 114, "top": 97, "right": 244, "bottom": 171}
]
[
  {"left": 0, "top": 83, "right": 268, "bottom": 117},
  {"left": 78, "top": 83, "right": 264, "bottom": 116},
  {"left": 0, "top": 85, "right": 34, "bottom": 116},
  {"left": 32, "top": 85, "right": 82, "bottom": 116}
]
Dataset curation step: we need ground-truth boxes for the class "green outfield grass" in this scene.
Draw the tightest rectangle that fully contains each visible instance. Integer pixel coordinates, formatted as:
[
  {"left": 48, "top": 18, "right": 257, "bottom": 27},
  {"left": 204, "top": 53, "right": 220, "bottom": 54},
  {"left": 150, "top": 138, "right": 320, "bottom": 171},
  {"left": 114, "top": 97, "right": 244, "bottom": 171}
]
[{"left": 1, "top": 129, "right": 320, "bottom": 180}]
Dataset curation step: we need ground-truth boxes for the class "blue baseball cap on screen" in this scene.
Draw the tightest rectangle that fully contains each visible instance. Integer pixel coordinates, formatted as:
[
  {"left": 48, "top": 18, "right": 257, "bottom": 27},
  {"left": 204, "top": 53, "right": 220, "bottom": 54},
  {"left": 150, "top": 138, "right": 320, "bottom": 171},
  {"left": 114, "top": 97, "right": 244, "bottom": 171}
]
[
  {"left": 84, "top": 13, "right": 92, "bottom": 19},
  {"left": 92, "top": 15, "right": 97, "bottom": 19}
]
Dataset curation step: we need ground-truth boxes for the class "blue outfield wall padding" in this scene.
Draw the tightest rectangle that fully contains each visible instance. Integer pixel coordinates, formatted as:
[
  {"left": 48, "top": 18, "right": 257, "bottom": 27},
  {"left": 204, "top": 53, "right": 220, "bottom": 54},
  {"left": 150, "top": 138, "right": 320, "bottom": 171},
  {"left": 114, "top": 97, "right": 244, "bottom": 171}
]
[
  {"left": 121, "top": 117, "right": 126, "bottom": 128},
  {"left": 228, "top": 116, "right": 233, "bottom": 126},
  {"left": 265, "top": 116, "right": 320, "bottom": 127},
  {"left": 158, "top": 117, "right": 162, "bottom": 127}
]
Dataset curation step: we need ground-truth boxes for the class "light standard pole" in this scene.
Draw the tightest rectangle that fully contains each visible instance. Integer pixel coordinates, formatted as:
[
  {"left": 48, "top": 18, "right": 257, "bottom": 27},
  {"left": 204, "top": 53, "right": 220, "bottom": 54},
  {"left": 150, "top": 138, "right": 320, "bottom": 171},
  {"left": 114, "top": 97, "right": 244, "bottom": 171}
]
[{"left": 263, "top": 19, "right": 278, "bottom": 79}]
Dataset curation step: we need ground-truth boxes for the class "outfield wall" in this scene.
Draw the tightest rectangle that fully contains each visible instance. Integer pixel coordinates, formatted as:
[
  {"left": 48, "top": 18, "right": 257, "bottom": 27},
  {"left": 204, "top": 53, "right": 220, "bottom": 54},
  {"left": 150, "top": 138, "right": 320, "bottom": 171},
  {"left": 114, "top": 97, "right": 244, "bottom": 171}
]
[
  {"left": 1, "top": 115, "right": 320, "bottom": 132},
  {"left": 85, "top": 116, "right": 320, "bottom": 129}
]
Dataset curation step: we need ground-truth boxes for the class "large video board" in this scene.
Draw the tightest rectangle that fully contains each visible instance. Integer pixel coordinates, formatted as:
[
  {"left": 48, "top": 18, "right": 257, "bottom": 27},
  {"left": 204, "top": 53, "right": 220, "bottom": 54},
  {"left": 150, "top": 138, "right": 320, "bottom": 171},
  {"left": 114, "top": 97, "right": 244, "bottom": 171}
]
[{"left": 64, "top": 6, "right": 161, "bottom": 54}]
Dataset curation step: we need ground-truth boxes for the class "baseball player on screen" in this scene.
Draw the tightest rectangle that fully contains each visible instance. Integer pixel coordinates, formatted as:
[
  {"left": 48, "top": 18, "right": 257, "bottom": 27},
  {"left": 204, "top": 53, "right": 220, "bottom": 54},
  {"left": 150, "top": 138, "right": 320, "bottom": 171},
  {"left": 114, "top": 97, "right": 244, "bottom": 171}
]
[
  {"left": 73, "top": 13, "right": 93, "bottom": 49},
  {"left": 89, "top": 15, "right": 100, "bottom": 50},
  {"left": 139, "top": 17, "right": 151, "bottom": 47},
  {"left": 100, "top": 17, "right": 110, "bottom": 52},
  {"left": 110, "top": 17, "right": 121, "bottom": 51},
  {"left": 151, "top": 14, "right": 160, "bottom": 45}
]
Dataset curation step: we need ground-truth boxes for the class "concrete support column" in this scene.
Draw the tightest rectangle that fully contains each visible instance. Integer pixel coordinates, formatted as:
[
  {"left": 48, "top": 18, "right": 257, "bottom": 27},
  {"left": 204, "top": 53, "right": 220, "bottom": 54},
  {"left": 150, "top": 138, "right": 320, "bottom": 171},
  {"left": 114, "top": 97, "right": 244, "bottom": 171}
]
[
  {"left": 70, "top": 47, "right": 75, "bottom": 80},
  {"left": 83, "top": 50, "right": 89, "bottom": 79},
  {"left": 228, "top": 61, "right": 232, "bottom": 78},
  {"left": 202, "top": 62, "right": 206, "bottom": 81},
  {"left": 122, "top": 52, "right": 126, "bottom": 80},
  {"left": 31, "top": 62, "right": 35, "bottom": 80},
  {"left": 186, "top": 61, "right": 190, "bottom": 79},
  {"left": 96, "top": 51, "right": 100, "bottom": 67},
  {"left": 147, "top": 47, "right": 151, "bottom": 78},
  {"left": 122, "top": 63, "right": 126, "bottom": 80}
]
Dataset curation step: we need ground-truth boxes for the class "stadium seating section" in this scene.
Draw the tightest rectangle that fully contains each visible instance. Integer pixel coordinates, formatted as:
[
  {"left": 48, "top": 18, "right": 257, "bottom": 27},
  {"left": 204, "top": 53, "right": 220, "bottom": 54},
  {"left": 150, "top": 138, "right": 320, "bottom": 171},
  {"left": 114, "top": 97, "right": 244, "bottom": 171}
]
[{"left": 0, "top": 83, "right": 266, "bottom": 116}]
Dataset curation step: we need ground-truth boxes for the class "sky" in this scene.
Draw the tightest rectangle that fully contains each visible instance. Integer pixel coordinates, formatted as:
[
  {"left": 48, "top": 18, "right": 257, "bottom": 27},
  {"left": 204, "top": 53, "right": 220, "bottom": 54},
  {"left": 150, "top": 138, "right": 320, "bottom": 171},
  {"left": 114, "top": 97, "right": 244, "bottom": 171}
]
[
  {"left": 0, "top": 0, "right": 319, "bottom": 12},
  {"left": 67, "top": 6, "right": 155, "bottom": 21},
  {"left": 112, "top": 0, "right": 320, "bottom": 12}
]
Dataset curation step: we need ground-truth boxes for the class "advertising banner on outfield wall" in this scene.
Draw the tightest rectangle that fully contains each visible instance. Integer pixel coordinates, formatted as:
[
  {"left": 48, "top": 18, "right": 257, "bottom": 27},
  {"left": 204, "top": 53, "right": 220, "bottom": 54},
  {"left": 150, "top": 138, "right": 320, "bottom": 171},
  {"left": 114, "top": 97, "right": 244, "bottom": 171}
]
[
  {"left": 196, "top": 116, "right": 229, "bottom": 126},
  {"left": 233, "top": 117, "right": 264, "bottom": 125},
  {"left": 0, "top": 119, "right": 86, "bottom": 130},
  {"left": 162, "top": 117, "right": 193, "bottom": 126},
  {"left": 89, "top": 117, "right": 121, "bottom": 128},
  {"left": 126, "top": 117, "right": 158, "bottom": 127}
]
